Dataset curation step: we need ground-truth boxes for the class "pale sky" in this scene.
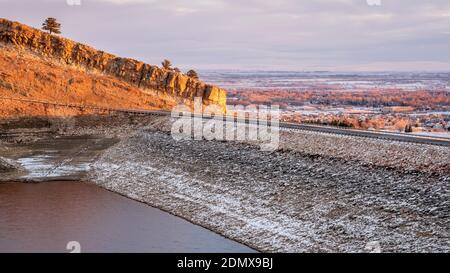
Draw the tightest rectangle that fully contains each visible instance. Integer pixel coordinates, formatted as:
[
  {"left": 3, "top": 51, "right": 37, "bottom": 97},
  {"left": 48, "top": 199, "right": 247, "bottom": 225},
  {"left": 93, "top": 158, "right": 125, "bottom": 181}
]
[{"left": 1, "top": 0, "right": 450, "bottom": 71}]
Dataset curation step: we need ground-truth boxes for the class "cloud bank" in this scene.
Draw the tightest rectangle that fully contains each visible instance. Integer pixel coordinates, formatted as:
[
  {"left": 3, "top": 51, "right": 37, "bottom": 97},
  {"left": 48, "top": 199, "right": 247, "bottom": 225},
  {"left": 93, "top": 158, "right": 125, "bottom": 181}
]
[{"left": 1, "top": 0, "right": 449, "bottom": 71}]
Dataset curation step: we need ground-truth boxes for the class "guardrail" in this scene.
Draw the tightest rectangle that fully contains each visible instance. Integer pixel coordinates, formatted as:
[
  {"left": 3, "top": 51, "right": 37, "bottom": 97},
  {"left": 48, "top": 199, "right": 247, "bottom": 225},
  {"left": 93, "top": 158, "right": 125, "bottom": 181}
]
[{"left": 1, "top": 96, "right": 449, "bottom": 146}]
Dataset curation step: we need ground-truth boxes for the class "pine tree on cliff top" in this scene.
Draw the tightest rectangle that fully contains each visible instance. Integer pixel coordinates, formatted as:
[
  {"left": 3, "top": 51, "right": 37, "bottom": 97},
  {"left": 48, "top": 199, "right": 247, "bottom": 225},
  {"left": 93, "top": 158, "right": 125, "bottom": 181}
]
[
  {"left": 42, "top": 17, "right": 61, "bottom": 35},
  {"left": 187, "top": 69, "right": 199, "bottom": 80},
  {"left": 161, "top": 59, "right": 172, "bottom": 70}
]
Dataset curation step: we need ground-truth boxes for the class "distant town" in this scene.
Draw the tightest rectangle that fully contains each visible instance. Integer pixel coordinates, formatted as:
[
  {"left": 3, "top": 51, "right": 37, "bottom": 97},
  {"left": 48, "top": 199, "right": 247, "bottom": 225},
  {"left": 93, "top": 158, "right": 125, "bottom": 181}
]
[{"left": 202, "top": 71, "right": 450, "bottom": 137}]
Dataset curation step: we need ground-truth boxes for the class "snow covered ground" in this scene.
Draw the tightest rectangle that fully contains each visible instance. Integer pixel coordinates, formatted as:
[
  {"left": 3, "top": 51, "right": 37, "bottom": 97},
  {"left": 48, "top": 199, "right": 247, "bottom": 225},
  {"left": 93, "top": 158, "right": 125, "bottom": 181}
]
[
  {"left": 89, "top": 124, "right": 449, "bottom": 252},
  {"left": 0, "top": 156, "right": 21, "bottom": 172}
]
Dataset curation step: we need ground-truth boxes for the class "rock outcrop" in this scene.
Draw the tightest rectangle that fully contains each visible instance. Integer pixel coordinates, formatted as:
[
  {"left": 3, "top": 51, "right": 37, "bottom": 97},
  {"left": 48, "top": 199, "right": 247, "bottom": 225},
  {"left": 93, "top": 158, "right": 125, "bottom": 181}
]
[{"left": 0, "top": 18, "right": 226, "bottom": 111}]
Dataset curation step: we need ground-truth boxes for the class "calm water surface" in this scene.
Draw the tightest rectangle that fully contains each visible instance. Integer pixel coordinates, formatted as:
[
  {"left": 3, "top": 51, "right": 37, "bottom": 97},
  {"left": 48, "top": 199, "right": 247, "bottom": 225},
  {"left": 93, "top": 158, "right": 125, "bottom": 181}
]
[{"left": 0, "top": 181, "right": 255, "bottom": 253}]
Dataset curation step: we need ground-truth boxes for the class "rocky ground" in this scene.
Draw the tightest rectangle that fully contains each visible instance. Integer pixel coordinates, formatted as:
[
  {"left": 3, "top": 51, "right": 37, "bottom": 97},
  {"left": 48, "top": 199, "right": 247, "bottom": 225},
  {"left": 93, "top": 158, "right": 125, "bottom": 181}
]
[
  {"left": 279, "top": 130, "right": 449, "bottom": 175},
  {"left": 89, "top": 122, "right": 450, "bottom": 252}
]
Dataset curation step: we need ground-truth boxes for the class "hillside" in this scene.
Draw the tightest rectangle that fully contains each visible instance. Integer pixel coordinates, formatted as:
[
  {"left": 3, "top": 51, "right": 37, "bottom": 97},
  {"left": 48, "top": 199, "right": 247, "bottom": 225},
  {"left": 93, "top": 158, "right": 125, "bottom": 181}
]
[{"left": 0, "top": 18, "right": 226, "bottom": 118}]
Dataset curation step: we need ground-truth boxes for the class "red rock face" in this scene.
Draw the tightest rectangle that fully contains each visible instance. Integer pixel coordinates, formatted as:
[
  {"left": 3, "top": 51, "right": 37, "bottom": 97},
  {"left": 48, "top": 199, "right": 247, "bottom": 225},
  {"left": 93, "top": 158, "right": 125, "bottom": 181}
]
[
  {"left": 0, "top": 44, "right": 178, "bottom": 118},
  {"left": 0, "top": 18, "right": 227, "bottom": 112}
]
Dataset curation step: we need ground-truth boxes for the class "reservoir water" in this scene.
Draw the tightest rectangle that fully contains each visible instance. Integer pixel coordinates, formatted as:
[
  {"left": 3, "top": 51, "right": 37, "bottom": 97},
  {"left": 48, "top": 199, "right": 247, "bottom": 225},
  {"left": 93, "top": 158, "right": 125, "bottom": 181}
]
[{"left": 0, "top": 181, "right": 255, "bottom": 253}]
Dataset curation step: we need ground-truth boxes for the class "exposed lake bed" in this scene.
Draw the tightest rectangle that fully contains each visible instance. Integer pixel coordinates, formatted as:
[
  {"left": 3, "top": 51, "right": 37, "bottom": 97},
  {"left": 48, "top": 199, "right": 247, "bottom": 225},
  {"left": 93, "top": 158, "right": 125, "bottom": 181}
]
[{"left": 0, "top": 135, "right": 118, "bottom": 182}]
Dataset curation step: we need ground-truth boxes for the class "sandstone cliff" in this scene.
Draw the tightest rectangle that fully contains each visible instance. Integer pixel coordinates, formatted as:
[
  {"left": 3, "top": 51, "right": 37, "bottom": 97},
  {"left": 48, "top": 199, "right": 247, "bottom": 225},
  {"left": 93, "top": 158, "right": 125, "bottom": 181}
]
[{"left": 0, "top": 18, "right": 226, "bottom": 115}]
